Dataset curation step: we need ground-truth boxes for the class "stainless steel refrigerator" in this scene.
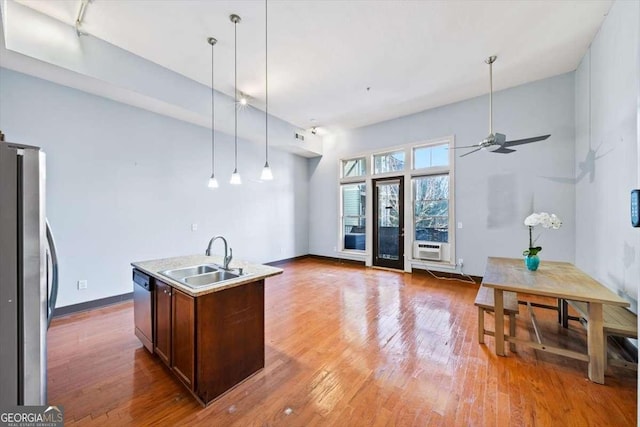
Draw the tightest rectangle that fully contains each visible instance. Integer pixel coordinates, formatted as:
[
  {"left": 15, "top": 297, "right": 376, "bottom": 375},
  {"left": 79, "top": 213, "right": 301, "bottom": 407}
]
[{"left": 0, "top": 140, "right": 58, "bottom": 406}]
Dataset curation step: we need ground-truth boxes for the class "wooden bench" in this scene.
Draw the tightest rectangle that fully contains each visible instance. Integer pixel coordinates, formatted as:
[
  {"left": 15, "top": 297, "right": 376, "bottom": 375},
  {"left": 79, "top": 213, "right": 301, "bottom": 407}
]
[
  {"left": 475, "top": 285, "right": 519, "bottom": 352},
  {"left": 566, "top": 300, "right": 638, "bottom": 370}
]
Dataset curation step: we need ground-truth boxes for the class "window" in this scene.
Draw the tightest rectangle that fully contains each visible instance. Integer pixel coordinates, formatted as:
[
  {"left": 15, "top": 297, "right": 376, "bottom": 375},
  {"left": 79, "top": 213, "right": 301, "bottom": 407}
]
[
  {"left": 337, "top": 136, "right": 454, "bottom": 265},
  {"left": 342, "top": 158, "right": 366, "bottom": 178},
  {"left": 341, "top": 183, "right": 366, "bottom": 251},
  {"left": 414, "top": 174, "right": 449, "bottom": 243},
  {"left": 414, "top": 143, "right": 448, "bottom": 169},
  {"left": 373, "top": 151, "right": 405, "bottom": 174}
]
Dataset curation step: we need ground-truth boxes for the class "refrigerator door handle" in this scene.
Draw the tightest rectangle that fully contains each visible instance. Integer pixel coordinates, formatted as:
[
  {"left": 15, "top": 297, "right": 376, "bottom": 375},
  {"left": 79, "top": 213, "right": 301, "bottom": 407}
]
[{"left": 46, "top": 219, "right": 58, "bottom": 329}]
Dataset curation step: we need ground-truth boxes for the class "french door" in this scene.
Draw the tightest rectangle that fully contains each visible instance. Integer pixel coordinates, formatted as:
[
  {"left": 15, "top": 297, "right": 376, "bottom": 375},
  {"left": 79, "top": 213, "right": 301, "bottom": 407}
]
[{"left": 373, "top": 177, "right": 404, "bottom": 270}]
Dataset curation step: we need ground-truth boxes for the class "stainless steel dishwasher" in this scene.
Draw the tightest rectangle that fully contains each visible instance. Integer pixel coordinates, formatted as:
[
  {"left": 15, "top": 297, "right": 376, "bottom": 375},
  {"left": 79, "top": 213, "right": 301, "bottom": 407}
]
[{"left": 133, "top": 269, "right": 153, "bottom": 353}]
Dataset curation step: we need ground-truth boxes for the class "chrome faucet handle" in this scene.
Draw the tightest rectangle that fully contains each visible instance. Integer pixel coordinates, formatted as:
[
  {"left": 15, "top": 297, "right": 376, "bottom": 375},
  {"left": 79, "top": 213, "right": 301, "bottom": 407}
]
[{"left": 224, "top": 247, "right": 233, "bottom": 269}]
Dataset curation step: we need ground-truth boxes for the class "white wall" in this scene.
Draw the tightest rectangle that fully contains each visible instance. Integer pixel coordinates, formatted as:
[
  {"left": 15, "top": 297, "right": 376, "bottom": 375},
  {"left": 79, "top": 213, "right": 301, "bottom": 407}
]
[
  {"left": 309, "top": 73, "right": 576, "bottom": 276},
  {"left": 0, "top": 68, "right": 309, "bottom": 308},
  {"left": 574, "top": 0, "right": 640, "bottom": 307}
]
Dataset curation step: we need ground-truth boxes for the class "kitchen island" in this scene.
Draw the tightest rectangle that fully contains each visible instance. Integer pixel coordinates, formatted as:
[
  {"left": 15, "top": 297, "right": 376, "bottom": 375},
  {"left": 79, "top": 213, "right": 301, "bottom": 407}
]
[{"left": 131, "top": 255, "right": 283, "bottom": 406}]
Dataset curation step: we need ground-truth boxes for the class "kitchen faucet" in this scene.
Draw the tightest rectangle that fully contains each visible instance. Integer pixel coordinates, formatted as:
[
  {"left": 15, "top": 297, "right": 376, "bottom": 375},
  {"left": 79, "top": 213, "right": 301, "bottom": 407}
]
[{"left": 205, "top": 235, "right": 233, "bottom": 270}]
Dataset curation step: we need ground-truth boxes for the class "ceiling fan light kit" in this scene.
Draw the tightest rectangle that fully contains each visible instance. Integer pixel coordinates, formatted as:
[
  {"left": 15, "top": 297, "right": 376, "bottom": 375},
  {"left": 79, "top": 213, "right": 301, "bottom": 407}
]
[{"left": 452, "top": 55, "right": 551, "bottom": 158}]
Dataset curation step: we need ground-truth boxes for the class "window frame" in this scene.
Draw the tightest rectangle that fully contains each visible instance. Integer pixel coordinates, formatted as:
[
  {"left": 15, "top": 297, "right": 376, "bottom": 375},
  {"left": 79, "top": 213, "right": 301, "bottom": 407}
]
[
  {"left": 337, "top": 135, "right": 456, "bottom": 270},
  {"left": 372, "top": 150, "right": 406, "bottom": 175},
  {"left": 341, "top": 157, "right": 367, "bottom": 179},
  {"left": 340, "top": 182, "right": 367, "bottom": 253}
]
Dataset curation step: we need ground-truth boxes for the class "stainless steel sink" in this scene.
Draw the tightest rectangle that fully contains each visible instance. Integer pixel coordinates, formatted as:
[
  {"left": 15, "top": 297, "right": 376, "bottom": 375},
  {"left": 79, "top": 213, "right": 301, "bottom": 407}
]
[
  {"left": 160, "top": 264, "right": 217, "bottom": 280},
  {"left": 158, "top": 264, "right": 247, "bottom": 288},
  {"left": 183, "top": 270, "right": 240, "bottom": 287}
]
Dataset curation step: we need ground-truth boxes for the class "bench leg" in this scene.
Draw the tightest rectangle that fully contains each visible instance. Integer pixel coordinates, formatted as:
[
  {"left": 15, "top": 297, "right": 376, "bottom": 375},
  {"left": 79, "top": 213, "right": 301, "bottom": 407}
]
[
  {"left": 478, "top": 307, "right": 485, "bottom": 344},
  {"left": 604, "top": 332, "right": 608, "bottom": 371},
  {"left": 560, "top": 299, "right": 569, "bottom": 328},
  {"left": 509, "top": 313, "right": 517, "bottom": 353}
]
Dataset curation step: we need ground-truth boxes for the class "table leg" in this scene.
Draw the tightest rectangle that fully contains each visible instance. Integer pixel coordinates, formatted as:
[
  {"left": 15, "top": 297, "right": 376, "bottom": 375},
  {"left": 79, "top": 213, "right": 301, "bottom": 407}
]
[
  {"left": 494, "top": 288, "right": 505, "bottom": 356},
  {"left": 587, "top": 302, "right": 605, "bottom": 384}
]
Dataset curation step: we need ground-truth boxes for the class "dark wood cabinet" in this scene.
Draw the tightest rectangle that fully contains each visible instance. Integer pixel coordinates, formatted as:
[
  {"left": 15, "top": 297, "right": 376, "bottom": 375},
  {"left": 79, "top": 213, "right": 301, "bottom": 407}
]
[
  {"left": 149, "top": 275, "right": 265, "bottom": 406},
  {"left": 172, "top": 289, "right": 194, "bottom": 388},
  {"left": 154, "top": 280, "right": 172, "bottom": 366},
  {"left": 154, "top": 280, "right": 195, "bottom": 389}
]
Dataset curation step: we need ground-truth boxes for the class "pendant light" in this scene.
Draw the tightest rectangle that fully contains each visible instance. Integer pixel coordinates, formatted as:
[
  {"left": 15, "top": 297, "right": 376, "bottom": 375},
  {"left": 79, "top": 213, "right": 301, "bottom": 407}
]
[
  {"left": 230, "top": 14, "right": 242, "bottom": 185},
  {"left": 260, "top": 0, "right": 273, "bottom": 181},
  {"left": 207, "top": 37, "right": 219, "bottom": 188}
]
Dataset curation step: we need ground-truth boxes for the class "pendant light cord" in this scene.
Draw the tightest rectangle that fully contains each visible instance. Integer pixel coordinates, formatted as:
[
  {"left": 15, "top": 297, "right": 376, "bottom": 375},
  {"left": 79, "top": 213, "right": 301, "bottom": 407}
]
[
  {"left": 588, "top": 47, "right": 592, "bottom": 150},
  {"left": 265, "top": 0, "right": 269, "bottom": 163},
  {"left": 234, "top": 18, "right": 238, "bottom": 172},
  {"left": 211, "top": 40, "right": 215, "bottom": 174},
  {"left": 489, "top": 59, "right": 493, "bottom": 135}
]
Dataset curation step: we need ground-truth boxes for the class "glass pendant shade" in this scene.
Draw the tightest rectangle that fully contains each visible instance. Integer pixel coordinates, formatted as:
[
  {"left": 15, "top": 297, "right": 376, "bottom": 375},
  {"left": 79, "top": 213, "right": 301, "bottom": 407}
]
[
  {"left": 260, "top": 162, "right": 273, "bottom": 181},
  {"left": 230, "top": 169, "right": 242, "bottom": 185},
  {"left": 208, "top": 174, "right": 219, "bottom": 188}
]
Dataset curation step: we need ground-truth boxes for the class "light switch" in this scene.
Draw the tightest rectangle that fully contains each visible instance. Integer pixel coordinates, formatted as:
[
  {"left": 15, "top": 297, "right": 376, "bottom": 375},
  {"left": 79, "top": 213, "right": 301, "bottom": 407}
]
[
  {"left": 457, "top": 222, "right": 463, "bottom": 229},
  {"left": 191, "top": 223, "right": 198, "bottom": 231}
]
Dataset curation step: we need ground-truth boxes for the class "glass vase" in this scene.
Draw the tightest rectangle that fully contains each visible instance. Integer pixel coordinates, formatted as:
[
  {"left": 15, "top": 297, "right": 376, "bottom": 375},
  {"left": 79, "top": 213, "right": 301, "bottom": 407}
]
[{"left": 525, "top": 255, "right": 540, "bottom": 271}]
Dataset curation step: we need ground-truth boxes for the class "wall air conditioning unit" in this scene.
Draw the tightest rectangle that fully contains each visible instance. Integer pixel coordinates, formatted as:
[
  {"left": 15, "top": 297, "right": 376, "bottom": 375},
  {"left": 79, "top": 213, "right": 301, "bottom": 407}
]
[{"left": 413, "top": 241, "right": 442, "bottom": 261}]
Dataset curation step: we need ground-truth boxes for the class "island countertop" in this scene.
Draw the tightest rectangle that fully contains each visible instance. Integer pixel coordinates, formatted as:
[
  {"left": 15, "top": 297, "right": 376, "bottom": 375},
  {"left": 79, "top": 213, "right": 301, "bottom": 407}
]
[{"left": 131, "top": 254, "right": 283, "bottom": 297}]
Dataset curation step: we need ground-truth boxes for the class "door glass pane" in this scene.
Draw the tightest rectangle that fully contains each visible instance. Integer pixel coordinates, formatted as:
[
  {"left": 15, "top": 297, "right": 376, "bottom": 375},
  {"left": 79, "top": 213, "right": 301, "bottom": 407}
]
[
  {"left": 373, "top": 151, "right": 405, "bottom": 174},
  {"left": 377, "top": 181, "right": 400, "bottom": 260}
]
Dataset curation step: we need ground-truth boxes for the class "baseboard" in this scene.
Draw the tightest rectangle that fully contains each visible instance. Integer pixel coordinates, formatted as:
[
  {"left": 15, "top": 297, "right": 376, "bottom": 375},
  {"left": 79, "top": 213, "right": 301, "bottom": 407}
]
[
  {"left": 306, "top": 254, "right": 366, "bottom": 266},
  {"left": 53, "top": 292, "right": 133, "bottom": 317},
  {"left": 266, "top": 254, "right": 366, "bottom": 267},
  {"left": 265, "top": 255, "right": 311, "bottom": 266}
]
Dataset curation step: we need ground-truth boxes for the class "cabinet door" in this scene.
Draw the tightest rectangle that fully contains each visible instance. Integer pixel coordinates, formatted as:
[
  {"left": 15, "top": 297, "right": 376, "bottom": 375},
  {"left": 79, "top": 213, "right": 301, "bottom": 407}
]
[
  {"left": 154, "top": 280, "right": 172, "bottom": 366},
  {"left": 172, "top": 289, "right": 195, "bottom": 389}
]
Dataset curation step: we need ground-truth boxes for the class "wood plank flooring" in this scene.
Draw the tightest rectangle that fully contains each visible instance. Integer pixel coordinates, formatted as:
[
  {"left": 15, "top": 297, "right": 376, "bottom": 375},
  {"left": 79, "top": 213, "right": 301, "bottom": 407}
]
[{"left": 47, "top": 257, "right": 637, "bottom": 426}]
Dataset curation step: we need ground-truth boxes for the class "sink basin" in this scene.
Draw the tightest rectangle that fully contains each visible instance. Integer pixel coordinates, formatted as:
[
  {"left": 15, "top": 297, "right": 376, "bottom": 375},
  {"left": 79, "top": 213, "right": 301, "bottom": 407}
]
[
  {"left": 183, "top": 270, "right": 240, "bottom": 287},
  {"left": 159, "top": 263, "right": 248, "bottom": 288},
  {"left": 160, "top": 264, "right": 217, "bottom": 281}
]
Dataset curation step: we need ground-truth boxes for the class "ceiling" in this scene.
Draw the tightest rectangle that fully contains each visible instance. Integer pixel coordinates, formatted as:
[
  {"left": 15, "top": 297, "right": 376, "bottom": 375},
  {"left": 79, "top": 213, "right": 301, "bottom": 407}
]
[{"left": 14, "top": 0, "right": 612, "bottom": 132}]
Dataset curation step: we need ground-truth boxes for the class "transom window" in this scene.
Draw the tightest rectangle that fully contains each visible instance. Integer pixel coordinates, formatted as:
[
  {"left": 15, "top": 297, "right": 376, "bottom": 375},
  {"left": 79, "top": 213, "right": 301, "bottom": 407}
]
[
  {"left": 373, "top": 151, "right": 405, "bottom": 174},
  {"left": 413, "top": 143, "right": 449, "bottom": 169},
  {"left": 342, "top": 158, "right": 366, "bottom": 178}
]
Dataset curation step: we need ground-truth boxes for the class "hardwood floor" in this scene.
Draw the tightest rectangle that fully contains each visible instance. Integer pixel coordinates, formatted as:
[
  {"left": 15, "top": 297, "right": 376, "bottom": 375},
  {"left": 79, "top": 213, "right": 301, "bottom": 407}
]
[{"left": 48, "top": 257, "right": 637, "bottom": 426}]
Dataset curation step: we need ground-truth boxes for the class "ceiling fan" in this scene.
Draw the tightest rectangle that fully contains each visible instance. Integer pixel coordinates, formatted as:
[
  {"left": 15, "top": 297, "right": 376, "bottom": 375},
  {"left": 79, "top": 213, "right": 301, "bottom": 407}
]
[{"left": 453, "top": 56, "right": 550, "bottom": 158}]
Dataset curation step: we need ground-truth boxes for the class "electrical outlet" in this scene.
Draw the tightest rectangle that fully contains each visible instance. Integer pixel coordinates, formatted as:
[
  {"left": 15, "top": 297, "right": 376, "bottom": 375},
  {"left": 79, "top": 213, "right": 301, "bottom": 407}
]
[
  {"left": 191, "top": 223, "right": 198, "bottom": 231},
  {"left": 458, "top": 258, "right": 464, "bottom": 268},
  {"left": 78, "top": 280, "right": 88, "bottom": 290}
]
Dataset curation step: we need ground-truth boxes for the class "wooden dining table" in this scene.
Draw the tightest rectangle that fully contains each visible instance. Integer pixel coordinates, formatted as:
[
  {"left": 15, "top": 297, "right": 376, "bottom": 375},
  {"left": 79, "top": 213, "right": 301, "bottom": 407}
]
[{"left": 481, "top": 257, "right": 630, "bottom": 384}]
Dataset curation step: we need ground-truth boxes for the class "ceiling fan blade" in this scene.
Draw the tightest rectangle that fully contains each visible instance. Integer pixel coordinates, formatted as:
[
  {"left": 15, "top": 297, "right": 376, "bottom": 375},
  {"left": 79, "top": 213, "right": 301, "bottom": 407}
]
[
  {"left": 503, "top": 134, "right": 551, "bottom": 147},
  {"left": 492, "top": 147, "right": 516, "bottom": 154},
  {"left": 459, "top": 148, "right": 483, "bottom": 158},
  {"left": 449, "top": 144, "right": 481, "bottom": 150}
]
